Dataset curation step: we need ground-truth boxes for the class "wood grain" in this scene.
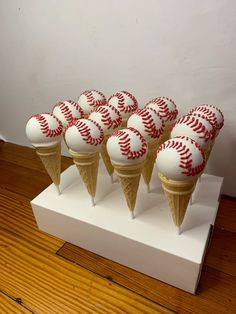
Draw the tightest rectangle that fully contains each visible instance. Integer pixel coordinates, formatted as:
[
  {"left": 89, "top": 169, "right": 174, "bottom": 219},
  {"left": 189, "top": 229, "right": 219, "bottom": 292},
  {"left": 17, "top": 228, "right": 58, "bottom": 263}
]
[
  {"left": 0, "top": 142, "right": 172, "bottom": 314},
  {"left": 215, "top": 195, "right": 236, "bottom": 233},
  {"left": 0, "top": 142, "right": 236, "bottom": 314},
  {"left": 0, "top": 141, "right": 73, "bottom": 173},
  {"left": 0, "top": 187, "right": 63, "bottom": 253},
  {"left": 0, "top": 227, "right": 171, "bottom": 314},
  {"left": 204, "top": 227, "right": 236, "bottom": 277},
  {"left": 0, "top": 292, "right": 31, "bottom": 314},
  {"left": 57, "top": 240, "right": 236, "bottom": 314},
  {"left": 0, "top": 141, "right": 73, "bottom": 199}
]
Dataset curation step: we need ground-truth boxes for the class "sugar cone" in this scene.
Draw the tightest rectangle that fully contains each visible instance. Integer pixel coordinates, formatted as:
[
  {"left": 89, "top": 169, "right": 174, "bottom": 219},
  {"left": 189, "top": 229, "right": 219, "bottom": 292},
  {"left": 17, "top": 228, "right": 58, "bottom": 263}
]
[
  {"left": 159, "top": 125, "right": 171, "bottom": 145},
  {"left": 112, "top": 161, "right": 144, "bottom": 216},
  {"left": 35, "top": 143, "right": 61, "bottom": 188},
  {"left": 100, "top": 134, "right": 114, "bottom": 176},
  {"left": 204, "top": 138, "right": 215, "bottom": 163},
  {"left": 142, "top": 139, "right": 159, "bottom": 187},
  {"left": 159, "top": 173, "right": 196, "bottom": 227},
  {"left": 119, "top": 119, "right": 127, "bottom": 129},
  {"left": 69, "top": 149, "right": 99, "bottom": 200},
  {"left": 63, "top": 133, "right": 69, "bottom": 149}
]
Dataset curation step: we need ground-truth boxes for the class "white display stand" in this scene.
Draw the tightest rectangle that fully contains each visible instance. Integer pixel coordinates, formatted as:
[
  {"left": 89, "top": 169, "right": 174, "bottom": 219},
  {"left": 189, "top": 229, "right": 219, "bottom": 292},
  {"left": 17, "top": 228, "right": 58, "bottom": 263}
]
[{"left": 31, "top": 163, "right": 223, "bottom": 293}]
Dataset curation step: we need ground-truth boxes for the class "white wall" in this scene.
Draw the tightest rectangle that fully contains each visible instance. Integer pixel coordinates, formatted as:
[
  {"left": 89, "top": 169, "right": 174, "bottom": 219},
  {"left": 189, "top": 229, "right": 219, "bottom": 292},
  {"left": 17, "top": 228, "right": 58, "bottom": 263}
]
[{"left": 0, "top": 0, "right": 235, "bottom": 196}]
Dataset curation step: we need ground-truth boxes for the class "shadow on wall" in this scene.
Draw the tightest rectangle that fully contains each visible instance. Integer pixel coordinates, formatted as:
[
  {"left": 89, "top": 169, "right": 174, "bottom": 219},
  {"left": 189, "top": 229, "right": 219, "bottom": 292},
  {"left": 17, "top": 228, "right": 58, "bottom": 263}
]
[{"left": 205, "top": 130, "right": 236, "bottom": 197}]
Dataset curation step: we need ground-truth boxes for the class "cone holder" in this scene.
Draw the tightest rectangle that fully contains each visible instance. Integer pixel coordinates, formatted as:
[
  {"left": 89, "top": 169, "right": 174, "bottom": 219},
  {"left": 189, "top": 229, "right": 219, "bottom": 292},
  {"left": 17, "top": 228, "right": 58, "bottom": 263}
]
[{"left": 31, "top": 163, "right": 223, "bottom": 294}]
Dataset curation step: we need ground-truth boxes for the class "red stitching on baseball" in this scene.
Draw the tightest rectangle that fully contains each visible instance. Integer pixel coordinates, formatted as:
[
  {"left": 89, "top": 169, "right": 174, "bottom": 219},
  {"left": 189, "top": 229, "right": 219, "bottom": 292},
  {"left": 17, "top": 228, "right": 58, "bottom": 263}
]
[
  {"left": 156, "top": 136, "right": 205, "bottom": 176},
  {"left": 188, "top": 113, "right": 216, "bottom": 140},
  {"left": 111, "top": 127, "right": 147, "bottom": 160},
  {"left": 73, "top": 119, "right": 104, "bottom": 146},
  {"left": 170, "top": 115, "right": 212, "bottom": 142},
  {"left": 53, "top": 100, "right": 85, "bottom": 124},
  {"left": 82, "top": 90, "right": 107, "bottom": 108},
  {"left": 90, "top": 105, "right": 122, "bottom": 130},
  {"left": 189, "top": 105, "right": 224, "bottom": 129},
  {"left": 31, "top": 114, "right": 63, "bottom": 138},
  {"left": 108, "top": 91, "right": 138, "bottom": 114},
  {"left": 128, "top": 108, "right": 164, "bottom": 138},
  {"left": 146, "top": 97, "right": 178, "bottom": 122}
]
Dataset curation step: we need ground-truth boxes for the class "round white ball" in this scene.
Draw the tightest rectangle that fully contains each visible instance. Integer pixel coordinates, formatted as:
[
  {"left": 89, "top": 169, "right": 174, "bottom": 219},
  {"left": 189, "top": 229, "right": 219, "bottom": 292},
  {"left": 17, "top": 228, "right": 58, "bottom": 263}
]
[
  {"left": 25, "top": 113, "right": 63, "bottom": 147},
  {"left": 107, "top": 127, "right": 147, "bottom": 165},
  {"left": 65, "top": 119, "right": 104, "bottom": 153},
  {"left": 156, "top": 136, "right": 205, "bottom": 180},
  {"left": 127, "top": 107, "right": 164, "bottom": 141}
]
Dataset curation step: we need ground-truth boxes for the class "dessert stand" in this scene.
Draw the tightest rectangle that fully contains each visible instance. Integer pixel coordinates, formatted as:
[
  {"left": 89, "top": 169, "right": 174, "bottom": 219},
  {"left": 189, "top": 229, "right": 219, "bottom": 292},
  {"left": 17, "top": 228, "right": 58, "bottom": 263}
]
[{"left": 31, "top": 162, "right": 223, "bottom": 294}]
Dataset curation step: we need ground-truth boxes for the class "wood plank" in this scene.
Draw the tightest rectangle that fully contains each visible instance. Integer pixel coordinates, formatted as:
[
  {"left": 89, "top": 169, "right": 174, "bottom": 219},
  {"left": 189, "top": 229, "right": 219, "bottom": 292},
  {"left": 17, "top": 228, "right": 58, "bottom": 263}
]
[
  {"left": 0, "top": 187, "right": 64, "bottom": 253},
  {"left": 204, "top": 227, "right": 236, "bottom": 276},
  {"left": 0, "top": 160, "right": 52, "bottom": 199},
  {"left": 215, "top": 196, "right": 236, "bottom": 233},
  {"left": 0, "top": 142, "right": 73, "bottom": 199},
  {"left": 0, "top": 292, "right": 31, "bottom": 314},
  {"left": 0, "top": 141, "right": 73, "bottom": 173},
  {"left": 0, "top": 229, "right": 171, "bottom": 314},
  {"left": 57, "top": 242, "right": 236, "bottom": 314}
]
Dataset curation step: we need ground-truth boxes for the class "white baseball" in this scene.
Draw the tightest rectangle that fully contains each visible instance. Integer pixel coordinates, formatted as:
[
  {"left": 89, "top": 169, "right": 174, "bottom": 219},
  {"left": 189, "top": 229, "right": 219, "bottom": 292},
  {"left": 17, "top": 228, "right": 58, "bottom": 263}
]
[
  {"left": 107, "top": 127, "right": 147, "bottom": 165},
  {"left": 77, "top": 90, "right": 106, "bottom": 116},
  {"left": 65, "top": 118, "right": 104, "bottom": 153},
  {"left": 127, "top": 107, "right": 165, "bottom": 141},
  {"left": 25, "top": 113, "right": 63, "bottom": 147},
  {"left": 170, "top": 114, "right": 215, "bottom": 150},
  {"left": 107, "top": 91, "right": 138, "bottom": 120},
  {"left": 88, "top": 105, "right": 122, "bottom": 135},
  {"left": 156, "top": 136, "right": 205, "bottom": 181},
  {"left": 145, "top": 97, "right": 178, "bottom": 126},
  {"left": 189, "top": 104, "right": 224, "bottom": 131},
  {"left": 52, "top": 100, "right": 84, "bottom": 128}
]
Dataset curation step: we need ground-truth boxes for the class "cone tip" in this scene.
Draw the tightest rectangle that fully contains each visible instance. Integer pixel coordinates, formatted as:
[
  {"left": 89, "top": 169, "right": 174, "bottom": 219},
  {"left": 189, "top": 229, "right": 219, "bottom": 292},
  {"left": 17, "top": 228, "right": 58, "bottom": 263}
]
[
  {"left": 91, "top": 197, "right": 96, "bottom": 207},
  {"left": 55, "top": 185, "right": 61, "bottom": 195},
  {"left": 176, "top": 225, "right": 181, "bottom": 235},
  {"left": 111, "top": 174, "right": 114, "bottom": 184}
]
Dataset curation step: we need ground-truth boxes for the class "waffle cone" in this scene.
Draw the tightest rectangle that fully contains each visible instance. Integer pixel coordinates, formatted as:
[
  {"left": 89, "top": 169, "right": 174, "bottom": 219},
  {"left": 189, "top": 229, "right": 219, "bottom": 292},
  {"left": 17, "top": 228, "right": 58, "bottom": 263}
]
[
  {"left": 142, "top": 139, "right": 159, "bottom": 186},
  {"left": 112, "top": 161, "right": 144, "bottom": 213},
  {"left": 119, "top": 119, "right": 127, "bottom": 130},
  {"left": 35, "top": 143, "right": 61, "bottom": 186},
  {"left": 69, "top": 150, "right": 99, "bottom": 198},
  {"left": 159, "top": 173, "right": 196, "bottom": 227},
  {"left": 159, "top": 125, "right": 171, "bottom": 145},
  {"left": 204, "top": 138, "right": 215, "bottom": 163},
  {"left": 100, "top": 134, "right": 114, "bottom": 176}
]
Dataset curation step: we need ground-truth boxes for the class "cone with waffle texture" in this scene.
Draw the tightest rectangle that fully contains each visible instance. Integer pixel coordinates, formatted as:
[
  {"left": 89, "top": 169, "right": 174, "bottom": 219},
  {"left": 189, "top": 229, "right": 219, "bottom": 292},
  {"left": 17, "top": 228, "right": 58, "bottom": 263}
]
[
  {"left": 65, "top": 119, "right": 104, "bottom": 203},
  {"left": 112, "top": 161, "right": 145, "bottom": 212},
  {"left": 100, "top": 135, "right": 114, "bottom": 176},
  {"left": 107, "top": 127, "right": 147, "bottom": 216},
  {"left": 25, "top": 113, "right": 63, "bottom": 192},
  {"left": 159, "top": 173, "right": 196, "bottom": 226},
  {"left": 142, "top": 139, "right": 159, "bottom": 186},
  {"left": 69, "top": 150, "right": 99, "bottom": 198},
  {"left": 156, "top": 137, "right": 205, "bottom": 230},
  {"left": 36, "top": 143, "right": 61, "bottom": 186}
]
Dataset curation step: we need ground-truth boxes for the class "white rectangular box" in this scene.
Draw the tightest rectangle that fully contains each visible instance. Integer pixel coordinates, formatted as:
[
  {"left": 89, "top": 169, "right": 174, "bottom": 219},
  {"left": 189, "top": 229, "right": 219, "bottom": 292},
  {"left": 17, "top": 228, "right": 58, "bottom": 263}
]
[{"left": 31, "top": 164, "right": 223, "bottom": 293}]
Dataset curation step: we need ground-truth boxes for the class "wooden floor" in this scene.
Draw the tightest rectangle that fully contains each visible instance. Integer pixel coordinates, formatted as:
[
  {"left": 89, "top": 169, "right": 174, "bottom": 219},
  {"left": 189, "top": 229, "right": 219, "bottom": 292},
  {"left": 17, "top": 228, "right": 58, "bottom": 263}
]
[{"left": 0, "top": 141, "right": 235, "bottom": 314}]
